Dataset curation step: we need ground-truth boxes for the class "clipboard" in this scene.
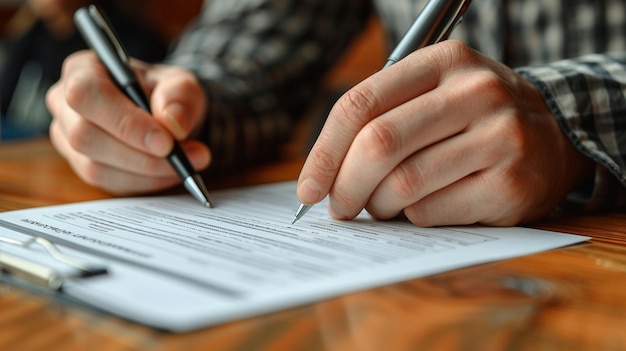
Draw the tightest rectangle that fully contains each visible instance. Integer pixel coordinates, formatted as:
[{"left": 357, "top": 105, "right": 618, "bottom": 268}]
[
  {"left": 0, "top": 235, "right": 107, "bottom": 291},
  {"left": 0, "top": 224, "right": 257, "bottom": 332}
]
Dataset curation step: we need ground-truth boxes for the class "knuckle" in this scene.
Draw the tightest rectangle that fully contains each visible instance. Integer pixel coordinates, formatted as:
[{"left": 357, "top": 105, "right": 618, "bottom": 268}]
[
  {"left": 45, "top": 82, "right": 61, "bottom": 113},
  {"left": 357, "top": 119, "right": 401, "bottom": 163},
  {"left": 493, "top": 114, "right": 528, "bottom": 157},
  {"left": 64, "top": 75, "right": 89, "bottom": 110},
  {"left": 66, "top": 121, "right": 96, "bottom": 154},
  {"left": 178, "top": 72, "right": 202, "bottom": 94},
  {"left": 60, "top": 51, "right": 85, "bottom": 75},
  {"left": 390, "top": 163, "right": 426, "bottom": 201},
  {"left": 477, "top": 111, "right": 529, "bottom": 165},
  {"left": 308, "top": 145, "right": 342, "bottom": 181},
  {"left": 450, "top": 40, "right": 480, "bottom": 64},
  {"left": 334, "top": 84, "right": 381, "bottom": 126},
  {"left": 106, "top": 104, "right": 147, "bottom": 143},
  {"left": 474, "top": 70, "right": 511, "bottom": 97},
  {"left": 112, "top": 109, "right": 136, "bottom": 140},
  {"left": 66, "top": 50, "right": 92, "bottom": 65},
  {"left": 436, "top": 40, "right": 479, "bottom": 69},
  {"left": 462, "top": 70, "right": 513, "bottom": 111},
  {"left": 64, "top": 73, "right": 104, "bottom": 112}
]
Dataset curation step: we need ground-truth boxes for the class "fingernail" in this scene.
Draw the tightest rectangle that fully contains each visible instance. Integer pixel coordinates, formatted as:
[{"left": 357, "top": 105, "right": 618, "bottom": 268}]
[
  {"left": 163, "top": 103, "right": 187, "bottom": 140},
  {"left": 300, "top": 178, "right": 322, "bottom": 204},
  {"left": 145, "top": 128, "right": 172, "bottom": 156}
]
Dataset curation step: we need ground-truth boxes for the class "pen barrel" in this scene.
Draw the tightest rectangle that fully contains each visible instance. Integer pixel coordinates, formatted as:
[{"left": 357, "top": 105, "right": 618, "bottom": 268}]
[
  {"left": 386, "top": 0, "right": 471, "bottom": 66},
  {"left": 168, "top": 143, "right": 195, "bottom": 179},
  {"left": 123, "top": 83, "right": 151, "bottom": 113},
  {"left": 74, "top": 7, "right": 136, "bottom": 87},
  {"left": 123, "top": 84, "right": 197, "bottom": 181},
  {"left": 122, "top": 83, "right": 195, "bottom": 180}
]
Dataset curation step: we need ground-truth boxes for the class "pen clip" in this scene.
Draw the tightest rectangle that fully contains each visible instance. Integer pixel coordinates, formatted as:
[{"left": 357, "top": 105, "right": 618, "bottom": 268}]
[{"left": 86, "top": 5, "right": 129, "bottom": 64}]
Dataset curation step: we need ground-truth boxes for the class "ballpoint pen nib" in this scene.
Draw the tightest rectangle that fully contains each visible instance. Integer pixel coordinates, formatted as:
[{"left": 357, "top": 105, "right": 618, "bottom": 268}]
[
  {"left": 291, "top": 203, "right": 312, "bottom": 224},
  {"left": 184, "top": 175, "right": 213, "bottom": 208}
]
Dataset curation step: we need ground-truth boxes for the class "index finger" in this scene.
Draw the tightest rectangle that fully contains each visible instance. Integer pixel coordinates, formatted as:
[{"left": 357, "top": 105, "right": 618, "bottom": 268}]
[{"left": 296, "top": 48, "right": 444, "bottom": 205}]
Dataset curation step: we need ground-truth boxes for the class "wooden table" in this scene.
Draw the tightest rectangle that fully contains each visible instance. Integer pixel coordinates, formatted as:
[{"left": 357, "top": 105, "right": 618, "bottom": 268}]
[{"left": 1, "top": 137, "right": 626, "bottom": 351}]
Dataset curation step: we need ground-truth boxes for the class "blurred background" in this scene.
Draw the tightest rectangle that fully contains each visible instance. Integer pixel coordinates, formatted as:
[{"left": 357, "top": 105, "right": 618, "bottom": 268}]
[
  {"left": 0, "top": 0, "right": 202, "bottom": 140},
  {"left": 0, "top": 0, "right": 384, "bottom": 145}
]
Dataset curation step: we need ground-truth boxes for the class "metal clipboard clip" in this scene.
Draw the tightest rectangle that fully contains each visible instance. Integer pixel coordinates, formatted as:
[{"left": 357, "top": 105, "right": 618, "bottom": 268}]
[{"left": 0, "top": 235, "right": 107, "bottom": 291}]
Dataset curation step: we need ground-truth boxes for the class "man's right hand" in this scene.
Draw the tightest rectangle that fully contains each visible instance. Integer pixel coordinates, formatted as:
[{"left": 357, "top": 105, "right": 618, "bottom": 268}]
[{"left": 46, "top": 50, "right": 211, "bottom": 194}]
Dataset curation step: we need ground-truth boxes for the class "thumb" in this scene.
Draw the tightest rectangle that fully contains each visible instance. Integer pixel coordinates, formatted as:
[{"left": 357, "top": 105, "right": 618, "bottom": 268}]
[{"left": 148, "top": 65, "right": 208, "bottom": 141}]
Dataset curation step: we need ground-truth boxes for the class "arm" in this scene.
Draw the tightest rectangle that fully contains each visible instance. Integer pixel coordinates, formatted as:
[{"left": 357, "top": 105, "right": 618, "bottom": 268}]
[{"left": 517, "top": 52, "right": 626, "bottom": 211}]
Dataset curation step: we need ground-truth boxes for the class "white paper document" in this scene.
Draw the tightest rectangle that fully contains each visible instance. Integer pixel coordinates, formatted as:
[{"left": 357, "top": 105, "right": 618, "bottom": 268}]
[{"left": 0, "top": 181, "right": 588, "bottom": 331}]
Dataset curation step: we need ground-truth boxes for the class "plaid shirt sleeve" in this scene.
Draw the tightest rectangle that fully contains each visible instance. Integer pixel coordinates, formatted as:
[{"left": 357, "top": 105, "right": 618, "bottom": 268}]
[
  {"left": 516, "top": 54, "right": 626, "bottom": 211},
  {"left": 165, "top": 0, "right": 372, "bottom": 177}
]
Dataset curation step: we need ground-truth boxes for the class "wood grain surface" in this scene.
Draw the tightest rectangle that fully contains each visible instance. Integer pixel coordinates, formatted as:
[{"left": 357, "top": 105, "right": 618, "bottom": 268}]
[{"left": 1, "top": 138, "right": 626, "bottom": 351}]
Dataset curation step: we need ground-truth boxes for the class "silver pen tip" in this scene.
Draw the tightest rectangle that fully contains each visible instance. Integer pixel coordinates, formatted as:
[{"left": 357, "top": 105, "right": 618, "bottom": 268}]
[
  {"left": 291, "top": 203, "right": 312, "bottom": 224},
  {"left": 184, "top": 175, "right": 213, "bottom": 208}
]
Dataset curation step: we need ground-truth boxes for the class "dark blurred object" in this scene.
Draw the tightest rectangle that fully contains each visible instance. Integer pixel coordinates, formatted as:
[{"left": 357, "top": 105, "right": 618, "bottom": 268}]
[{"left": 0, "top": 0, "right": 169, "bottom": 140}]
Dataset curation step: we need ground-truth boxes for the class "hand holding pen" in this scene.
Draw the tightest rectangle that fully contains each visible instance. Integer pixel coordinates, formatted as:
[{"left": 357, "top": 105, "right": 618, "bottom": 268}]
[
  {"left": 46, "top": 5, "right": 213, "bottom": 205},
  {"left": 293, "top": 0, "right": 470, "bottom": 223},
  {"left": 294, "top": 0, "right": 590, "bottom": 227}
]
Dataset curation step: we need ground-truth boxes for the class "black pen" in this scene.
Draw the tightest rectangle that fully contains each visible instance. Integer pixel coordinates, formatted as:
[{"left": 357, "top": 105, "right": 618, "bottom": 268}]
[
  {"left": 74, "top": 5, "right": 213, "bottom": 208},
  {"left": 292, "top": 0, "right": 471, "bottom": 224}
]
